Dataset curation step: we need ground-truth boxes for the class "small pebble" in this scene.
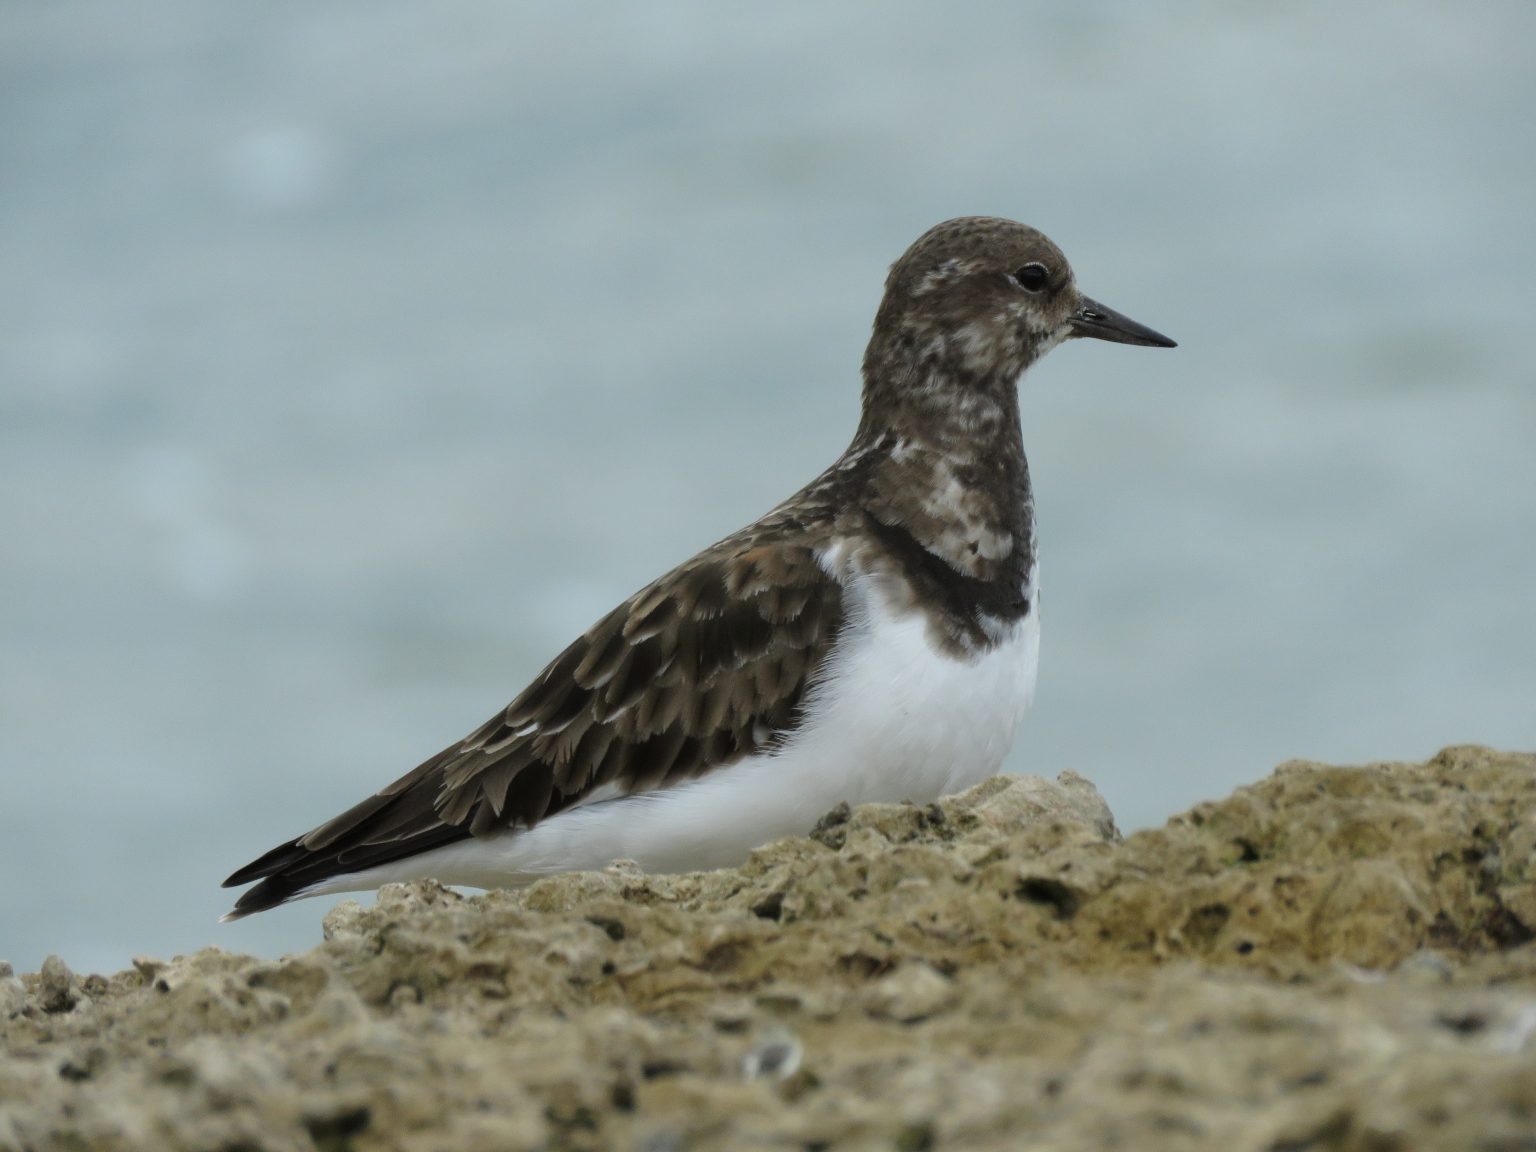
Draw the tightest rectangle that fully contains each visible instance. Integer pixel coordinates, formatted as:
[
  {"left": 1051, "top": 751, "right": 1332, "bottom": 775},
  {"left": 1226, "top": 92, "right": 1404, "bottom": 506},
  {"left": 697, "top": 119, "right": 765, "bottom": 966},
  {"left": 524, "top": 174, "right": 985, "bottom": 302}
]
[
  {"left": 39, "top": 955, "right": 79, "bottom": 1013},
  {"left": 0, "top": 963, "right": 27, "bottom": 1018},
  {"left": 1397, "top": 950, "right": 1455, "bottom": 986},
  {"left": 864, "top": 962, "right": 956, "bottom": 1023},
  {"left": 742, "top": 1027, "right": 803, "bottom": 1081}
]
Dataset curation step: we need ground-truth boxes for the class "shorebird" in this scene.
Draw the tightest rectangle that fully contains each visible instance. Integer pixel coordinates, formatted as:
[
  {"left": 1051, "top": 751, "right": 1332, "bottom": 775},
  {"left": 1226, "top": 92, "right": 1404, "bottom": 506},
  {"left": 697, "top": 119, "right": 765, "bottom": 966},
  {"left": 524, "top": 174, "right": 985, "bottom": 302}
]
[{"left": 222, "top": 216, "right": 1174, "bottom": 920}]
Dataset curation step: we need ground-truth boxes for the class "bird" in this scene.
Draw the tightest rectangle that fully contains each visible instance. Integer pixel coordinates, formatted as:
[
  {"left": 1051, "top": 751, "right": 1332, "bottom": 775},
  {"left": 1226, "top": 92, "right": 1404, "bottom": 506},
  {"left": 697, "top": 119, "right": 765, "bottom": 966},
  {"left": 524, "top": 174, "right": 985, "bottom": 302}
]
[{"left": 221, "top": 216, "right": 1175, "bottom": 920}]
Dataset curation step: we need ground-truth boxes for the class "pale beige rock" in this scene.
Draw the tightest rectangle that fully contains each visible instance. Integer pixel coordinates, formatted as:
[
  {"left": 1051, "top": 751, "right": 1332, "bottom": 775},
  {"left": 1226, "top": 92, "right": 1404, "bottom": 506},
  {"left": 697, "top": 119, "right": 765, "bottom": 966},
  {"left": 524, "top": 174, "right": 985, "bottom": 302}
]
[
  {"left": 3, "top": 747, "right": 1536, "bottom": 1151},
  {"left": 863, "top": 961, "right": 957, "bottom": 1022},
  {"left": 961, "top": 769, "right": 1120, "bottom": 839},
  {"left": 0, "top": 964, "right": 26, "bottom": 1020},
  {"left": 37, "top": 954, "right": 79, "bottom": 1014}
]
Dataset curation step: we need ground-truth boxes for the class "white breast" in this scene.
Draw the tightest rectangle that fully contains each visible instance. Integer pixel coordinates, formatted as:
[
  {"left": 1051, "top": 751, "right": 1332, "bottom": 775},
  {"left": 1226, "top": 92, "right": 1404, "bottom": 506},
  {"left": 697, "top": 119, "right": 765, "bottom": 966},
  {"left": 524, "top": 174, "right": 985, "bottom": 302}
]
[{"left": 308, "top": 571, "right": 1040, "bottom": 897}]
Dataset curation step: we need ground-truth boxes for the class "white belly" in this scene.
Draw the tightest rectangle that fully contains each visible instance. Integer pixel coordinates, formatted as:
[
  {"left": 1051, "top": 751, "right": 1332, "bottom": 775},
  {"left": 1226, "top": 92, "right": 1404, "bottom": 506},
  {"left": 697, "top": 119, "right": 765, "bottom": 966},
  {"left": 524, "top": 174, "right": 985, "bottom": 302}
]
[{"left": 312, "top": 575, "right": 1040, "bottom": 896}]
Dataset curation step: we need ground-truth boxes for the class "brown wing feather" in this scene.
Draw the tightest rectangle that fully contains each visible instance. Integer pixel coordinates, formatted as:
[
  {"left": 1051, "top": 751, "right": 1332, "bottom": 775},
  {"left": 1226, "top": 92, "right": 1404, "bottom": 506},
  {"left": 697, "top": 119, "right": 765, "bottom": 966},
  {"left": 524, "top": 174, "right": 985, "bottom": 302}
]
[{"left": 222, "top": 539, "right": 844, "bottom": 913}]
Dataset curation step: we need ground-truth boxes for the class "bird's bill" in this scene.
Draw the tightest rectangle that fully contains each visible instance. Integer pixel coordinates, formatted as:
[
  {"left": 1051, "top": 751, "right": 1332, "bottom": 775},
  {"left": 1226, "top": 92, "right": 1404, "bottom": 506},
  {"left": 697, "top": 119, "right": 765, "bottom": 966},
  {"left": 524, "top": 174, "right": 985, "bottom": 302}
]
[{"left": 1069, "top": 296, "right": 1177, "bottom": 348}]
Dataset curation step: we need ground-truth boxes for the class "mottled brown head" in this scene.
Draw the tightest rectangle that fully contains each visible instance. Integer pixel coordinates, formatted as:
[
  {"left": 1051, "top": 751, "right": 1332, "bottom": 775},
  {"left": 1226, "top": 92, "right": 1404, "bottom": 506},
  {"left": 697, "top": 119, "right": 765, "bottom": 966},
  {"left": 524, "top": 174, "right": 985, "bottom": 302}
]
[{"left": 864, "top": 216, "right": 1175, "bottom": 401}]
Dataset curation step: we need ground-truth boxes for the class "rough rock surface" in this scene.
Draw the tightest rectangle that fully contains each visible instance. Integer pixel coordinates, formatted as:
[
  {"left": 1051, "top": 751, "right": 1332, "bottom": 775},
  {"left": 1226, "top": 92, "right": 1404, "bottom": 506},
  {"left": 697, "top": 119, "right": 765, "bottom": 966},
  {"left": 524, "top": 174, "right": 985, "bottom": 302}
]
[{"left": 4, "top": 748, "right": 1536, "bottom": 1151}]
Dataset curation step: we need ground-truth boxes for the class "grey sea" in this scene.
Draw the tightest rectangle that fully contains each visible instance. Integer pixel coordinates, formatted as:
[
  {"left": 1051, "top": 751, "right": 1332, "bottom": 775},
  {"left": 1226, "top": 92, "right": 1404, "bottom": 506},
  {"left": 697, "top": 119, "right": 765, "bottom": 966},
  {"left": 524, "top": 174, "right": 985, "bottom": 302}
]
[{"left": 4, "top": 1, "right": 1534, "bottom": 974}]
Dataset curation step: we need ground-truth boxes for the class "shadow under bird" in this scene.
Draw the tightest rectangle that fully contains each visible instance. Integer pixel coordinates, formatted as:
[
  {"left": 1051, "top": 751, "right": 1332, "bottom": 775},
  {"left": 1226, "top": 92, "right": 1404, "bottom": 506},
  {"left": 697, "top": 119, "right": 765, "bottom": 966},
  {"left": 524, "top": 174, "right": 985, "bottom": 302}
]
[{"left": 222, "top": 216, "right": 1175, "bottom": 920}]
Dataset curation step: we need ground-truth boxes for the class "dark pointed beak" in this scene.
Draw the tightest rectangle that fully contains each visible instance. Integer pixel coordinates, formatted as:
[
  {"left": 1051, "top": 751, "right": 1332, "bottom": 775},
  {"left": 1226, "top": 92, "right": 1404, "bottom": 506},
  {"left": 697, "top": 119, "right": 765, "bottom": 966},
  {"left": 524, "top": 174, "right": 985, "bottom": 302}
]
[{"left": 1069, "top": 296, "right": 1177, "bottom": 348}]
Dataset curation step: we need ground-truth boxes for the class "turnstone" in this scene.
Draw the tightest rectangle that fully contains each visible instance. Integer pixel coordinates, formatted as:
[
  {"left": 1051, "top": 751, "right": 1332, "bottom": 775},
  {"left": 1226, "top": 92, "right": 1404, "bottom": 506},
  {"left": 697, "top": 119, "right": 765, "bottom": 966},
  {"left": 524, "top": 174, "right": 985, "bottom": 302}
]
[{"left": 222, "top": 216, "right": 1174, "bottom": 920}]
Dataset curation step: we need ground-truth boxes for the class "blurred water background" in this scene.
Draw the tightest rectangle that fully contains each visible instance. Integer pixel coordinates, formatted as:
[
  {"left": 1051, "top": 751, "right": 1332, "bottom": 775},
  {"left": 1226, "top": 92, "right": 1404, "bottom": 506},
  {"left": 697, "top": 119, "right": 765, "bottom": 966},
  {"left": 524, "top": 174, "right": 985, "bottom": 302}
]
[{"left": 3, "top": 1, "right": 1534, "bottom": 974}]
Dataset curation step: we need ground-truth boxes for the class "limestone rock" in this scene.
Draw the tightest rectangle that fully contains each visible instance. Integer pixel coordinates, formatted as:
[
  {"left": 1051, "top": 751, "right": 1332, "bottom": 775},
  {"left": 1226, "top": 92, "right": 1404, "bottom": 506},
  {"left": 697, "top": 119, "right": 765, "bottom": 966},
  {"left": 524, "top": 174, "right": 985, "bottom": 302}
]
[{"left": 4, "top": 748, "right": 1536, "bottom": 1151}]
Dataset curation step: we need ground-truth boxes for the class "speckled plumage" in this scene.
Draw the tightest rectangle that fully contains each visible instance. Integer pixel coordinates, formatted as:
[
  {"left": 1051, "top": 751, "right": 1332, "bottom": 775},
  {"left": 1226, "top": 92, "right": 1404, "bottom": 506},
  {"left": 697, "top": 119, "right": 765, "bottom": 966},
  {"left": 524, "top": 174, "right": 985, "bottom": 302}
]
[{"left": 223, "top": 217, "right": 1174, "bottom": 919}]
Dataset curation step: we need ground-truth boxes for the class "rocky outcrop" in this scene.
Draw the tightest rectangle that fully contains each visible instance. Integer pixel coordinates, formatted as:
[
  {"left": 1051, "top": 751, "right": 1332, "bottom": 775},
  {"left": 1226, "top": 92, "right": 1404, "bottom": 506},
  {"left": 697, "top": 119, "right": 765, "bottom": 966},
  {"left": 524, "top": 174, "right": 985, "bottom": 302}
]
[{"left": 3, "top": 748, "right": 1535, "bottom": 1151}]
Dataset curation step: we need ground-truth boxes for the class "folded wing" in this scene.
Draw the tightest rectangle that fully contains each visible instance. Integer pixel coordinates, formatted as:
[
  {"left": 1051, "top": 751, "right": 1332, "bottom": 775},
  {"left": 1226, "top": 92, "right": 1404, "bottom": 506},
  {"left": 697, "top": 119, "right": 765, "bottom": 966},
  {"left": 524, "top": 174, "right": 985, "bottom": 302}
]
[{"left": 222, "top": 540, "right": 844, "bottom": 917}]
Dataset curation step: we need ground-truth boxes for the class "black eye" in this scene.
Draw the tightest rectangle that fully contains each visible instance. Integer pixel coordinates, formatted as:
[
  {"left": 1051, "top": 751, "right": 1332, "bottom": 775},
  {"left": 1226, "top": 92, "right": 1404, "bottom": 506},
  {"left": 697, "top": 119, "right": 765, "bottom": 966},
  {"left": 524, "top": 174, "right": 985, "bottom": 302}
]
[{"left": 1013, "top": 263, "right": 1050, "bottom": 292}]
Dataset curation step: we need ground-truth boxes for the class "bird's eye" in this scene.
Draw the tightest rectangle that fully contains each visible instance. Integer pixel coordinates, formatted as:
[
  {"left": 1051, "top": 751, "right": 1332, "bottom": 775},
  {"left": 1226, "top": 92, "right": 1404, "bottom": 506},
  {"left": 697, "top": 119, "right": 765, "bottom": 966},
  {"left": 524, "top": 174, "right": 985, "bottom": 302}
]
[{"left": 1013, "top": 263, "right": 1050, "bottom": 292}]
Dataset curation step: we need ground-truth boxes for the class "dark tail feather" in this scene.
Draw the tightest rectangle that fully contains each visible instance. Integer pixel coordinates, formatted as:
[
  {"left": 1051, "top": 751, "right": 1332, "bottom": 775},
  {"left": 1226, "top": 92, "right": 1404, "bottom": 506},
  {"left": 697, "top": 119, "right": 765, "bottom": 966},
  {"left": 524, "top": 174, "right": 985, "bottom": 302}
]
[
  {"left": 220, "top": 819, "right": 470, "bottom": 921},
  {"left": 221, "top": 872, "right": 312, "bottom": 921},
  {"left": 222, "top": 837, "right": 310, "bottom": 889},
  {"left": 221, "top": 778, "right": 457, "bottom": 919}
]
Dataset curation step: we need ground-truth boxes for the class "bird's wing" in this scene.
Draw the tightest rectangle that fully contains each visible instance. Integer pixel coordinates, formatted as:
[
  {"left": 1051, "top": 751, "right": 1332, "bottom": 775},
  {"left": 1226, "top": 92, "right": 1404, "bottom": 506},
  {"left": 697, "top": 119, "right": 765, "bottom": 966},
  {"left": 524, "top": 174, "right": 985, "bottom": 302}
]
[{"left": 222, "top": 537, "right": 845, "bottom": 916}]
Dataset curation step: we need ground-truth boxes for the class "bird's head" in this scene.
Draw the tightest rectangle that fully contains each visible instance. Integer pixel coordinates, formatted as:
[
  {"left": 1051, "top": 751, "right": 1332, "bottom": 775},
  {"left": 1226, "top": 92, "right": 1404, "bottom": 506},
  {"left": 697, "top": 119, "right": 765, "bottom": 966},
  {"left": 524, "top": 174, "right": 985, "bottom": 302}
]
[{"left": 867, "top": 216, "right": 1175, "bottom": 390}]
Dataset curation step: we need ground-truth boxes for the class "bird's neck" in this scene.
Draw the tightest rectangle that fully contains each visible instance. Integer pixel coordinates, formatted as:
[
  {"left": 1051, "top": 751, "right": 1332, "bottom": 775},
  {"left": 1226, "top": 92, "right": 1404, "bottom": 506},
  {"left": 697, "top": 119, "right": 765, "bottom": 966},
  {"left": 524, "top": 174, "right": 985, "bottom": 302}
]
[{"left": 848, "top": 354, "right": 1036, "bottom": 594}]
